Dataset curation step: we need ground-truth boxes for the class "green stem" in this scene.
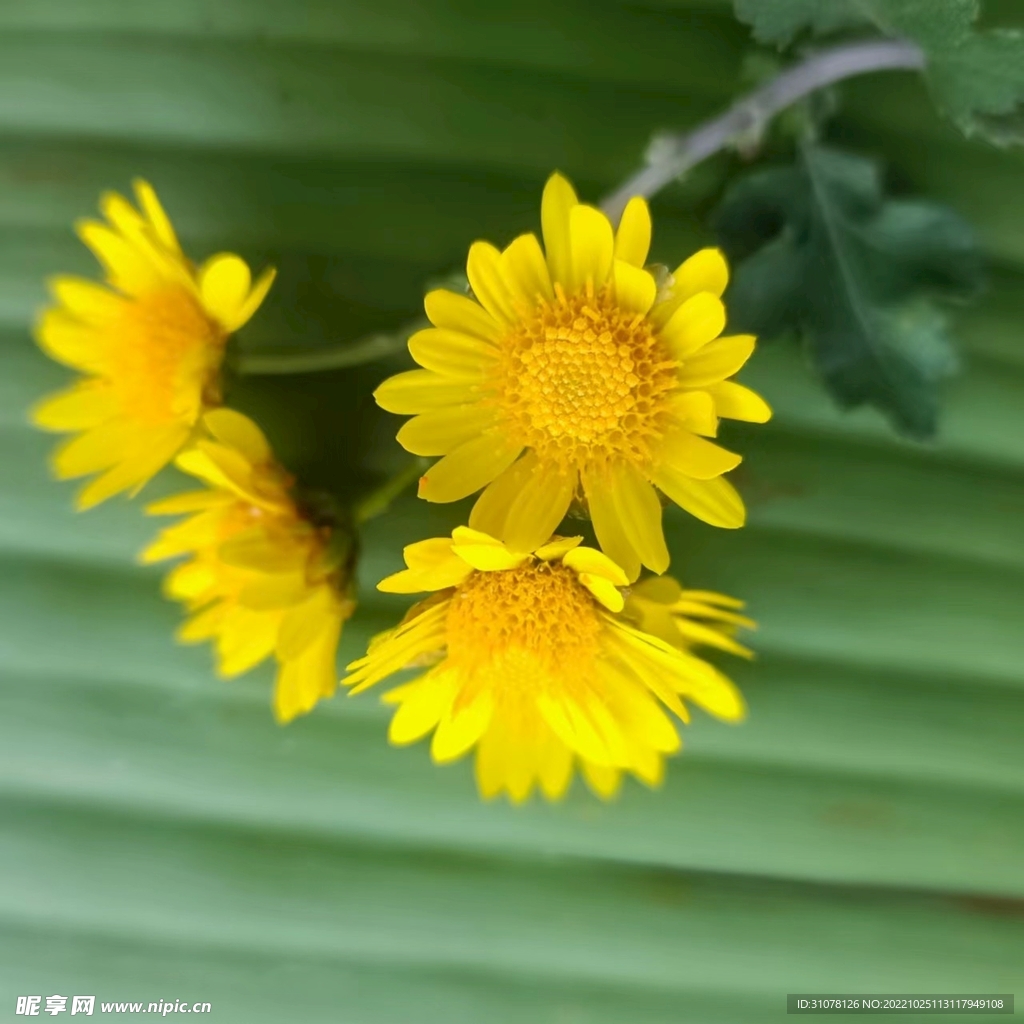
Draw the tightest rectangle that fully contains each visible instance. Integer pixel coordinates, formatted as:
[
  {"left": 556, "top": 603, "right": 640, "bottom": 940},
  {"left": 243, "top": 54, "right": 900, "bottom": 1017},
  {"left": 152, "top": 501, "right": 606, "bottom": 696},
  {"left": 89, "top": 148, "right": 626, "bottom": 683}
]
[
  {"left": 236, "top": 318, "right": 428, "bottom": 375},
  {"left": 354, "top": 459, "right": 427, "bottom": 524}
]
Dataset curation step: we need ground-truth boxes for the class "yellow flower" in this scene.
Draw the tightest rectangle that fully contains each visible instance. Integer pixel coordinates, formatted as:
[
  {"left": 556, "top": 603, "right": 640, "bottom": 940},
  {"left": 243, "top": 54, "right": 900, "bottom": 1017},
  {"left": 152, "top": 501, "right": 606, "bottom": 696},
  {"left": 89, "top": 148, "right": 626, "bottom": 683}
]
[
  {"left": 32, "top": 180, "right": 276, "bottom": 509},
  {"left": 142, "top": 409, "right": 355, "bottom": 723},
  {"left": 344, "top": 527, "right": 749, "bottom": 803},
  {"left": 375, "top": 172, "right": 771, "bottom": 580}
]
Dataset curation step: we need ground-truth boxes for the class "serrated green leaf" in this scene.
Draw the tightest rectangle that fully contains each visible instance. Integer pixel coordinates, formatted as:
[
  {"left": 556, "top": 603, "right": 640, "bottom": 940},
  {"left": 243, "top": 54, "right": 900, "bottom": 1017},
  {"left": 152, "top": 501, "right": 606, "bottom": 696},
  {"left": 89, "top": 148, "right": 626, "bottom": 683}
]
[
  {"left": 735, "top": 0, "right": 1024, "bottom": 146},
  {"left": 715, "top": 144, "right": 983, "bottom": 437}
]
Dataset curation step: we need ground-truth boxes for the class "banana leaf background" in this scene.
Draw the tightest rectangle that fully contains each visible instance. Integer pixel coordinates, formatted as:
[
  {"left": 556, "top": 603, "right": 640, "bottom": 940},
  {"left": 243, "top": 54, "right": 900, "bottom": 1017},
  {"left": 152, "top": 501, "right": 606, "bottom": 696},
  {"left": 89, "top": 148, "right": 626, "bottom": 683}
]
[{"left": 2, "top": 1, "right": 1023, "bottom": 1020}]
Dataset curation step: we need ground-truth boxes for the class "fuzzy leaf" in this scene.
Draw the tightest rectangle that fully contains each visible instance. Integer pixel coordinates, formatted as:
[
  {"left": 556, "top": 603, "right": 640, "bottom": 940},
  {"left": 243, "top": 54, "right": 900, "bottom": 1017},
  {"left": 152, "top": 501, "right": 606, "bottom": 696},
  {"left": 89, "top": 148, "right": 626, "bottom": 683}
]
[
  {"left": 735, "top": 0, "right": 1024, "bottom": 146},
  {"left": 715, "top": 144, "right": 983, "bottom": 437}
]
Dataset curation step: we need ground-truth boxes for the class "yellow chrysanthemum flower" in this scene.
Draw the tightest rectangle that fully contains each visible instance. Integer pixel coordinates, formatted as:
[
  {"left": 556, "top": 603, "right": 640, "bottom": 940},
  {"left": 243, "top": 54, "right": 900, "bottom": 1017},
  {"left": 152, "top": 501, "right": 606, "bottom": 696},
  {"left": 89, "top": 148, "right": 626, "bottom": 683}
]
[
  {"left": 375, "top": 172, "right": 771, "bottom": 580},
  {"left": 142, "top": 409, "right": 355, "bottom": 723},
  {"left": 344, "top": 527, "right": 750, "bottom": 802},
  {"left": 32, "top": 179, "right": 276, "bottom": 509}
]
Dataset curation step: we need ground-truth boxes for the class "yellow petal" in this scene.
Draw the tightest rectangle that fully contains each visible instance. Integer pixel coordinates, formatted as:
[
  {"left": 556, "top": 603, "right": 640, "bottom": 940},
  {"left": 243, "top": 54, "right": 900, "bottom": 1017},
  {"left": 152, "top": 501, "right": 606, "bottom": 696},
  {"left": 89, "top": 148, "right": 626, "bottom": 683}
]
[
  {"left": 396, "top": 404, "right": 499, "bottom": 457},
  {"left": 52, "top": 420, "right": 139, "bottom": 479},
  {"left": 386, "top": 671, "right": 459, "bottom": 745},
  {"left": 678, "top": 335, "right": 756, "bottom": 388},
  {"left": 32, "top": 382, "right": 116, "bottom": 432},
  {"left": 133, "top": 179, "right": 182, "bottom": 255},
  {"left": 613, "top": 196, "right": 652, "bottom": 268},
  {"left": 216, "top": 605, "right": 280, "bottom": 678},
  {"left": 75, "top": 427, "right": 187, "bottom": 509},
  {"left": 203, "top": 408, "right": 271, "bottom": 465},
  {"left": 569, "top": 204, "right": 614, "bottom": 292},
  {"left": 660, "top": 292, "right": 726, "bottom": 358},
  {"left": 230, "top": 266, "right": 276, "bottom": 332},
  {"left": 673, "top": 248, "right": 729, "bottom": 300},
  {"left": 377, "top": 559, "right": 471, "bottom": 593},
  {"left": 562, "top": 546, "right": 629, "bottom": 586},
  {"left": 276, "top": 588, "right": 335, "bottom": 661},
  {"left": 610, "top": 462, "right": 669, "bottom": 575},
  {"left": 374, "top": 369, "right": 480, "bottom": 415},
  {"left": 407, "top": 327, "right": 498, "bottom": 379},
  {"left": 578, "top": 572, "right": 624, "bottom": 612},
  {"left": 708, "top": 380, "right": 772, "bottom": 423},
  {"left": 403, "top": 536, "right": 457, "bottom": 570},
  {"left": 423, "top": 289, "right": 502, "bottom": 343},
  {"left": 498, "top": 460, "right": 576, "bottom": 555},
  {"left": 468, "top": 453, "right": 537, "bottom": 539},
  {"left": 534, "top": 535, "right": 583, "bottom": 560},
  {"left": 449, "top": 530, "right": 528, "bottom": 570},
  {"left": 218, "top": 530, "right": 307, "bottom": 573},
  {"left": 537, "top": 738, "right": 574, "bottom": 801},
  {"left": 76, "top": 220, "right": 165, "bottom": 296},
  {"left": 581, "top": 760, "right": 621, "bottom": 799},
  {"left": 656, "top": 429, "right": 741, "bottom": 480},
  {"left": 668, "top": 390, "right": 718, "bottom": 436},
  {"left": 432, "top": 689, "right": 494, "bottom": 763},
  {"left": 145, "top": 489, "right": 228, "bottom": 516},
  {"left": 500, "top": 233, "right": 553, "bottom": 311},
  {"left": 198, "top": 254, "right": 252, "bottom": 332},
  {"left": 466, "top": 241, "right": 516, "bottom": 325},
  {"left": 613, "top": 259, "right": 657, "bottom": 315},
  {"left": 49, "top": 276, "right": 125, "bottom": 327},
  {"left": 417, "top": 435, "right": 523, "bottom": 503},
  {"left": 540, "top": 172, "right": 578, "bottom": 288},
  {"left": 274, "top": 616, "right": 342, "bottom": 724},
  {"left": 35, "top": 309, "right": 105, "bottom": 372},
  {"left": 581, "top": 467, "right": 641, "bottom": 583},
  {"left": 652, "top": 468, "right": 746, "bottom": 529}
]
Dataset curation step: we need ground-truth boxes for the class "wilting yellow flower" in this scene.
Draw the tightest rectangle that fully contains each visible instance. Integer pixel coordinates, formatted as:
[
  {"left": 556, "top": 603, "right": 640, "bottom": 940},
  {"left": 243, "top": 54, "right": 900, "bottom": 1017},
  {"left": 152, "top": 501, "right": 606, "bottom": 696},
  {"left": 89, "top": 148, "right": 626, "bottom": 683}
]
[
  {"left": 142, "top": 409, "right": 355, "bottom": 723},
  {"left": 375, "top": 172, "right": 770, "bottom": 580},
  {"left": 32, "top": 179, "right": 275, "bottom": 509},
  {"left": 344, "top": 527, "right": 750, "bottom": 802}
]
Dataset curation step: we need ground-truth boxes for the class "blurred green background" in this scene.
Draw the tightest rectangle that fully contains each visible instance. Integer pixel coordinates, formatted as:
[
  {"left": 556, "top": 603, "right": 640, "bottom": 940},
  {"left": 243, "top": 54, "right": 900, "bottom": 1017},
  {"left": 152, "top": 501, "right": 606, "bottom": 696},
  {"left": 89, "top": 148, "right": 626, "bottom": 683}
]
[{"left": 1, "top": 1, "right": 1023, "bottom": 1021}]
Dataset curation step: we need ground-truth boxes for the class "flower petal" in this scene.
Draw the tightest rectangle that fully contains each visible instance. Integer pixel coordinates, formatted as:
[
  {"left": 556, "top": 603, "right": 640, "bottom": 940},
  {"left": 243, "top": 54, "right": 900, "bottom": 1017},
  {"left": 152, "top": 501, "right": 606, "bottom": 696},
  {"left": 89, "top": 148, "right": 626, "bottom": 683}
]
[
  {"left": 668, "top": 390, "right": 718, "bottom": 436},
  {"left": 397, "top": 403, "right": 499, "bottom": 456},
  {"left": 534, "top": 535, "right": 583, "bottom": 561},
  {"left": 35, "top": 309, "right": 105, "bottom": 373},
  {"left": 432, "top": 689, "right": 494, "bottom": 763},
  {"left": 656, "top": 429, "right": 741, "bottom": 480},
  {"left": 408, "top": 328, "right": 498, "bottom": 379},
  {"left": 417, "top": 434, "right": 523, "bottom": 503},
  {"left": 613, "top": 259, "right": 657, "bottom": 315},
  {"left": 652, "top": 467, "right": 746, "bottom": 529},
  {"left": 569, "top": 204, "right": 614, "bottom": 292},
  {"left": 660, "top": 292, "right": 726, "bottom": 358},
  {"left": 613, "top": 196, "right": 652, "bottom": 268},
  {"left": 610, "top": 462, "right": 669, "bottom": 575},
  {"left": 49, "top": 276, "right": 125, "bottom": 327},
  {"left": 133, "top": 179, "right": 182, "bottom": 255},
  {"left": 678, "top": 335, "right": 756, "bottom": 388},
  {"left": 581, "top": 467, "right": 641, "bottom": 583},
  {"left": 578, "top": 573, "right": 624, "bottom": 612},
  {"left": 498, "top": 461, "right": 576, "bottom": 555},
  {"left": 386, "top": 671, "right": 460, "bottom": 746},
  {"left": 674, "top": 247, "right": 729, "bottom": 300},
  {"left": 76, "top": 219, "right": 165, "bottom": 296},
  {"left": 708, "top": 380, "right": 772, "bottom": 423},
  {"left": 467, "top": 241, "right": 517, "bottom": 325},
  {"left": 424, "top": 288, "right": 502, "bottom": 342},
  {"left": 541, "top": 172, "right": 578, "bottom": 288},
  {"left": 374, "top": 369, "right": 480, "bottom": 415},
  {"left": 203, "top": 408, "right": 271, "bottom": 465},
  {"left": 562, "top": 546, "right": 629, "bottom": 587},
  {"left": 468, "top": 453, "right": 537, "bottom": 539},
  {"left": 32, "top": 382, "right": 116, "bottom": 432},
  {"left": 501, "top": 233, "right": 553, "bottom": 311}
]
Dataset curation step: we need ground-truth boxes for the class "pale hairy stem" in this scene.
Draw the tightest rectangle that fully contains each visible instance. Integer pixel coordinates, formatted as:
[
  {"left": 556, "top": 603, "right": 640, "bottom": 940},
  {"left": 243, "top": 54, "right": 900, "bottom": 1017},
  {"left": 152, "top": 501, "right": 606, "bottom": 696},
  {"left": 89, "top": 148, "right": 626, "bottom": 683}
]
[
  {"left": 237, "top": 318, "right": 428, "bottom": 375},
  {"left": 600, "top": 39, "right": 925, "bottom": 223}
]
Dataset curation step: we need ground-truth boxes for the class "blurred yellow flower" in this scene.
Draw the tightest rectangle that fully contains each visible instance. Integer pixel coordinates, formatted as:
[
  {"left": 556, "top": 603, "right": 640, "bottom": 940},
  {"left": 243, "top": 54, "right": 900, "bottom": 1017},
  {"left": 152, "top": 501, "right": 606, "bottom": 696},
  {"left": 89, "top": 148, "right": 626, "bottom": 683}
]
[
  {"left": 344, "top": 527, "right": 749, "bottom": 802},
  {"left": 32, "top": 180, "right": 275, "bottom": 509},
  {"left": 375, "top": 172, "right": 770, "bottom": 580},
  {"left": 142, "top": 409, "right": 355, "bottom": 723}
]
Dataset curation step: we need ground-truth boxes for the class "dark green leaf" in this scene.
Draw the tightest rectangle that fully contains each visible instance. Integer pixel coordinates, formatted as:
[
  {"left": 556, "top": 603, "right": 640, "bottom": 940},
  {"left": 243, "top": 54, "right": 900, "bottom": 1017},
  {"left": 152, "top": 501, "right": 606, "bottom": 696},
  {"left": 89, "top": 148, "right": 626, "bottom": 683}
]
[
  {"left": 715, "top": 144, "right": 983, "bottom": 437},
  {"left": 734, "top": 0, "right": 1024, "bottom": 146}
]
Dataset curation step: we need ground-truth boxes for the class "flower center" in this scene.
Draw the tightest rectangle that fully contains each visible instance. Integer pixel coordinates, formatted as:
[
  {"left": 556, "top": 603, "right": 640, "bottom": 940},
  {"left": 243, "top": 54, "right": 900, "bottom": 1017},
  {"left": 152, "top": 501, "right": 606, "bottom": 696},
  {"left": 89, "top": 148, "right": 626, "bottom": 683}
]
[
  {"left": 109, "top": 285, "right": 225, "bottom": 425},
  {"left": 492, "top": 284, "right": 678, "bottom": 471},
  {"left": 445, "top": 560, "right": 602, "bottom": 685}
]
